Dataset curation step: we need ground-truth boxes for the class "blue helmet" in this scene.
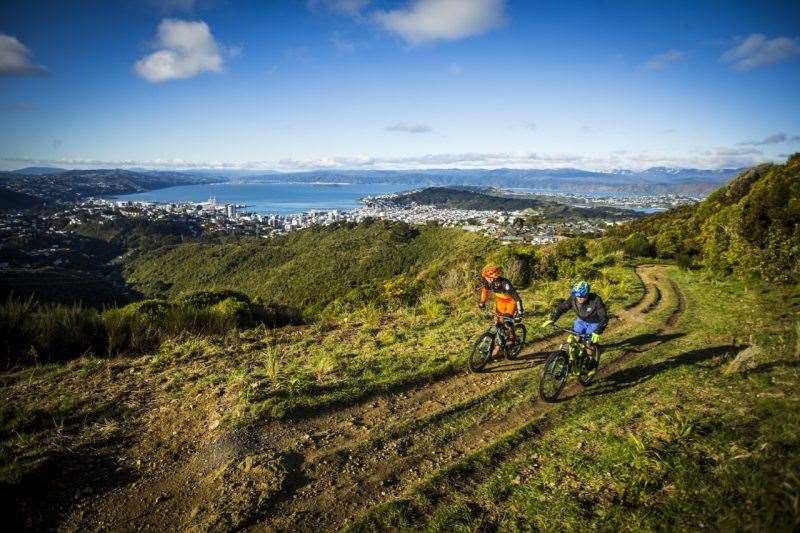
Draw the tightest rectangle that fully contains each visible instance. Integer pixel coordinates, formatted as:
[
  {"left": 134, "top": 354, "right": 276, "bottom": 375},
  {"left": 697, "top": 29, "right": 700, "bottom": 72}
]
[{"left": 571, "top": 280, "right": 590, "bottom": 298}]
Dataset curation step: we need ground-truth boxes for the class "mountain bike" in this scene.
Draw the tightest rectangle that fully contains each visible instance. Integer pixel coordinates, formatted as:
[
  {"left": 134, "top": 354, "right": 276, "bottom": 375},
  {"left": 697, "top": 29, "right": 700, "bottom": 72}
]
[
  {"left": 538, "top": 327, "right": 599, "bottom": 402},
  {"left": 469, "top": 313, "right": 527, "bottom": 372}
]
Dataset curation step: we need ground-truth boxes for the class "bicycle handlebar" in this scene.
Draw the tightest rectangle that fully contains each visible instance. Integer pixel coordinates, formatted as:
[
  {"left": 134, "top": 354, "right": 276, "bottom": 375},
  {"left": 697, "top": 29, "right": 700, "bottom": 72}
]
[{"left": 549, "top": 326, "right": 593, "bottom": 342}]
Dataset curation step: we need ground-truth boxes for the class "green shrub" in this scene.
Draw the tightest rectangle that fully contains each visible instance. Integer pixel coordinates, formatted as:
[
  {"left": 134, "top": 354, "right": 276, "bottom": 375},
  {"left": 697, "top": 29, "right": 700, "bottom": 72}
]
[
  {"left": 211, "top": 297, "right": 254, "bottom": 329},
  {"left": 102, "top": 301, "right": 167, "bottom": 356},
  {"left": 676, "top": 251, "right": 694, "bottom": 270},
  {"left": 175, "top": 289, "right": 251, "bottom": 308},
  {"left": 587, "top": 236, "right": 623, "bottom": 257},
  {"left": 381, "top": 275, "right": 421, "bottom": 306},
  {"left": 488, "top": 246, "right": 536, "bottom": 287},
  {"left": 623, "top": 232, "right": 654, "bottom": 258},
  {"left": 0, "top": 296, "right": 106, "bottom": 367}
]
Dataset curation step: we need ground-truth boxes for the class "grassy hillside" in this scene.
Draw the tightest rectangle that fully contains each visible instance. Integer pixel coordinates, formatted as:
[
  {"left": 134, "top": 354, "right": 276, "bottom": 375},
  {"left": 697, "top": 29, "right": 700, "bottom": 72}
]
[
  {"left": 1, "top": 161, "right": 799, "bottom": 530},
  {"left": 349, "top": 267, "right": 800, "bottom": 532},
  {"left": 608, "top": 153, "right": 800, "bottom": 282},
  {"left": 125, "top": 221, "right": 498, "bottom": 316},
  {"left": 2, "top": 263, "right": 796, "bottom": 530}
]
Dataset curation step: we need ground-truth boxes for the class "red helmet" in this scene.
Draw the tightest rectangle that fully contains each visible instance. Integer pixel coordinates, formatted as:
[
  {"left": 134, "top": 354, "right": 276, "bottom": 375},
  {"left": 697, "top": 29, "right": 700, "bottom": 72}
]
[{"left": 481, "top": 264, "right": 501, "bottom": 278}]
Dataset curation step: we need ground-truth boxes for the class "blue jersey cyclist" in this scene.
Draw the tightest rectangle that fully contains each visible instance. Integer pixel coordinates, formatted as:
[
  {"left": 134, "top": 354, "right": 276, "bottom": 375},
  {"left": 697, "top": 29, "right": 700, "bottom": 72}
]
[{"left": 542, "top": 280, "right": 608, "bottom": 365}]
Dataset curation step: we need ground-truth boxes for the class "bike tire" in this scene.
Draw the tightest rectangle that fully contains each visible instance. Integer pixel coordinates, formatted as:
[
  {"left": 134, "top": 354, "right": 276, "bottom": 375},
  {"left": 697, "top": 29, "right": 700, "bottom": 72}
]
[
  {"left": 578, "top": 353, "right": 599, "bottom": 386},
  {"left": 507, "top": 323, "right": 527, "bottom": 360},
  {"left": 469, "top": 333, "right": 494, "bottom": 372},
  {"left": 539, "top": 349, "right": 569, "bottom": 402}
]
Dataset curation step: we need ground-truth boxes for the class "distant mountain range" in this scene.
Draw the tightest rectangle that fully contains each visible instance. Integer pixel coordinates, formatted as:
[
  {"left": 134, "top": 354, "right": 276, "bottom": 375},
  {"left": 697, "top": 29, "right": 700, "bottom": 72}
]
[
  {"left": 0, "top": 165, "right": 746, "bottom": 203},
  {"left": 0, "top": 169, "right": 219, "bottom": 203},
  {"left": 232, "top": 167, "right": 744, "bottom": 195},
  {"left": 2, "top": 166, "right": 69, "bottom": 175}
]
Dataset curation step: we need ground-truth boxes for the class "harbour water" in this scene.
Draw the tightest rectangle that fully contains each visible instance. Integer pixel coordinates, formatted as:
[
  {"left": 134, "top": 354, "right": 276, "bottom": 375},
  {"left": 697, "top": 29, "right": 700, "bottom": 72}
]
[{"left": 114, "top": 182, "right": 408, "bottom": 215}]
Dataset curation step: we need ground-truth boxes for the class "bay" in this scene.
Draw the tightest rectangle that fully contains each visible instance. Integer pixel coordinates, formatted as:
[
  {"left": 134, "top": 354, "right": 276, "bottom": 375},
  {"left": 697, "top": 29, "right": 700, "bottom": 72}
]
[{"left": 114, "top": 182, "right": 408, "bottom": 215}]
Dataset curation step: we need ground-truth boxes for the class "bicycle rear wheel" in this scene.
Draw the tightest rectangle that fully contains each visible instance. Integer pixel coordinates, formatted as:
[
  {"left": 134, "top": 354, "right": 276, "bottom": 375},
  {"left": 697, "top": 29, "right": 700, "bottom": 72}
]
[
  {"left": 507, "top": 323, "right": 527, "bottom": 360},
  {"left": 539, "top": 349, "right": 569, "bottom": 402},
  {"left": 469, "top": 333, "right": 494, "bottom": 372}
]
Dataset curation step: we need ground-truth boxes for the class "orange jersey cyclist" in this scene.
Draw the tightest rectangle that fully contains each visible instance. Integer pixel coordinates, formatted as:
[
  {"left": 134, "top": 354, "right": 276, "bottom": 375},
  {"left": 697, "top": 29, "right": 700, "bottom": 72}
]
[{"left": 478, "top": 264, "right": 524, "bottom": 356}]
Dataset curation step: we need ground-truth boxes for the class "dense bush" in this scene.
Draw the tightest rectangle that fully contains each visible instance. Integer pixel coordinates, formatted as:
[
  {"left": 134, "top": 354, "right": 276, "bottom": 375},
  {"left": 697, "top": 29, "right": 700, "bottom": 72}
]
[
  {"left": 623, "top": 232, "right": 654, "bottom": 258},
  {"left": 608, "top": 154, "right": 800, "bottom": 282},
  {"left": 533, "top": 238, "right": 600, "bottom": 283},
  {"left": 487, "top": 246, "right": 537, "bottom": 287},
  {"left": 175, "top": 289, "right": 251, "bottom": 308},
  {"left": 0, "top": 297, "right": 106, "bottom": 367},
  {"left": 0, "top": 290, "right": 302, "bottom": 368}
]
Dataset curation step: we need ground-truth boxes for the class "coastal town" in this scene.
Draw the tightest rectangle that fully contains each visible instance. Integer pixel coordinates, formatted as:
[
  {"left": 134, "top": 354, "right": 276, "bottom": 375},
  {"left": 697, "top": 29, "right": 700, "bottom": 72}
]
[
  {"left": 506, "top": 190, "right": 703, "bottom": 212},
  {"left": 0, "top": 188, "right": 698, "bottom": 272}
]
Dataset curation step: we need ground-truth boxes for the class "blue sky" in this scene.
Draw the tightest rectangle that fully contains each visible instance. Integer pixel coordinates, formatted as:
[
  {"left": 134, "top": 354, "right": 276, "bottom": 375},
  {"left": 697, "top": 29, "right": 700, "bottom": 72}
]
[{"left": 1, "top": 0, "right": 799, "bottom": 171}]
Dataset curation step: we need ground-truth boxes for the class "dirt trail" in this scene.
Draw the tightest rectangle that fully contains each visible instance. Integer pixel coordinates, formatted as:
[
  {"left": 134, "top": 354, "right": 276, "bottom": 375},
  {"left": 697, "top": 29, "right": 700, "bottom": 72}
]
[
  {"left": 259, "top": 265, "right": 686, "bottom": 531},
  {"left": 64, "top": 265, "right": 682, "bottom": 532}
]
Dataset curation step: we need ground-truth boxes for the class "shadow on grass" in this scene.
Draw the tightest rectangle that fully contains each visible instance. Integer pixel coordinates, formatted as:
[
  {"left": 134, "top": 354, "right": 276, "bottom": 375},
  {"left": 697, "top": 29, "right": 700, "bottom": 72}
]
[
  {"left": 584, "top": 344, "right": 746, "bottom": 397},
  {"left": 604, "top": 332, "right": 685, "bottom": 350},
  {"left": 743, "top": 359, "right": 800, "bottom": 376},
  {"left": 0, "top": 435, "right": 136, "bottom": 531},
  {"left": 483, "top": 349, "right": 549, "bottom": 373}
]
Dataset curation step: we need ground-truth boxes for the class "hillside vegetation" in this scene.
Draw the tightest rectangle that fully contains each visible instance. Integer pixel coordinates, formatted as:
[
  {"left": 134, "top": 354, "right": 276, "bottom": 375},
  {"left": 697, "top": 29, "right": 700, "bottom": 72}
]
[
  {"left": 608, "top": 153, "right": 800, "bottom": 282},
  {"left": 0, "top": 186, "right": 42, "bottom": 211},
  {"left": 1, "top": 160, "right": 799, "bottom": 530},
  {"left": 388, "top": 187, "right": 641, "bottom": 220},
  {"left": 125, "top": 221, "right": 497, "bottom": 316}
]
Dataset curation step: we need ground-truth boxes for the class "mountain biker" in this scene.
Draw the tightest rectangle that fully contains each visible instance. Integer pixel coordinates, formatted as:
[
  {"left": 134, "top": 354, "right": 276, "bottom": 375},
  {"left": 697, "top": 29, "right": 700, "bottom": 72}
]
[
  {"left": 541, "top": 280, "right": 607, "bottom": 367},
  {"left": 478, "top": 264, "right": 524, "bottom": 358}
]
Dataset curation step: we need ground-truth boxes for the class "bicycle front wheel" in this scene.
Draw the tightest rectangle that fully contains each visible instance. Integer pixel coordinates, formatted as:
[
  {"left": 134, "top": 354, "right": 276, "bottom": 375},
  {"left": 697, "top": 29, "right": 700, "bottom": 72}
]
[
  {"left": 469, "top": 333, "right": 494, "bottom": 372},
  {"left": 539, "top": 349, "right": 569, "bottom": 402}
]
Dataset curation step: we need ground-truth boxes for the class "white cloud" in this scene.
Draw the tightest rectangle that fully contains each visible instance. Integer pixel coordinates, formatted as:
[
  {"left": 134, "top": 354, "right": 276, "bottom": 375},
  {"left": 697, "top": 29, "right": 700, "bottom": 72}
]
[
  {"left": 738, "top": 132, "right": 788, "bottom": 146},
  {"left": 374, "top": 0, "right": 506, "bottom": 45},
  {"left": 385, "top": 122, "right": 433, "bottom": 133},
  {"left": 447, "top": 63, "right": 463, "bottom": 75},
  {"left": 0, "top": 34, "right": 47, "bottom": 75},
  {"left": 642, "top": 50, "right": 686, "bottom": 71},
  {"left": 721, "top": 34, "right": 800, "bottom": 71},
  {"left": 2, "top": 146, "right": 771, "bottom": 172},
  {"left": 135, "top": 19, "right": 224, "bottom": 82},
  {"left": 331, "top": 32, "right": 359, "bottom": 53}
]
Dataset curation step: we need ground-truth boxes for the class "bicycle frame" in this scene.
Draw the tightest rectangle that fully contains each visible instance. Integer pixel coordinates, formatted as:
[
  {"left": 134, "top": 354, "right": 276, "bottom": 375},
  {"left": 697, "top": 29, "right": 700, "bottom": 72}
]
[
  {"left": 557, "top": 328, "right": 593, "bottom": 373},
  {"left": 483, "top": 313, "right": 517, "bottom": 350}
]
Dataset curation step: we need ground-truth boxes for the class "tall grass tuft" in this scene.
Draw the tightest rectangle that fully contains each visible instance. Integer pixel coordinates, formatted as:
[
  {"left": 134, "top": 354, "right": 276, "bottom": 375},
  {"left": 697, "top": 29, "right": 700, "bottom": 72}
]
[
  {"left": 0, "top": 290, "right": 302, "bottom": 368},
  {"left": 0, "top": 295, "right": 106, "bottom": 368},
  {"left": 262, "top": 345, "right": 282, "bottom": 381}
]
